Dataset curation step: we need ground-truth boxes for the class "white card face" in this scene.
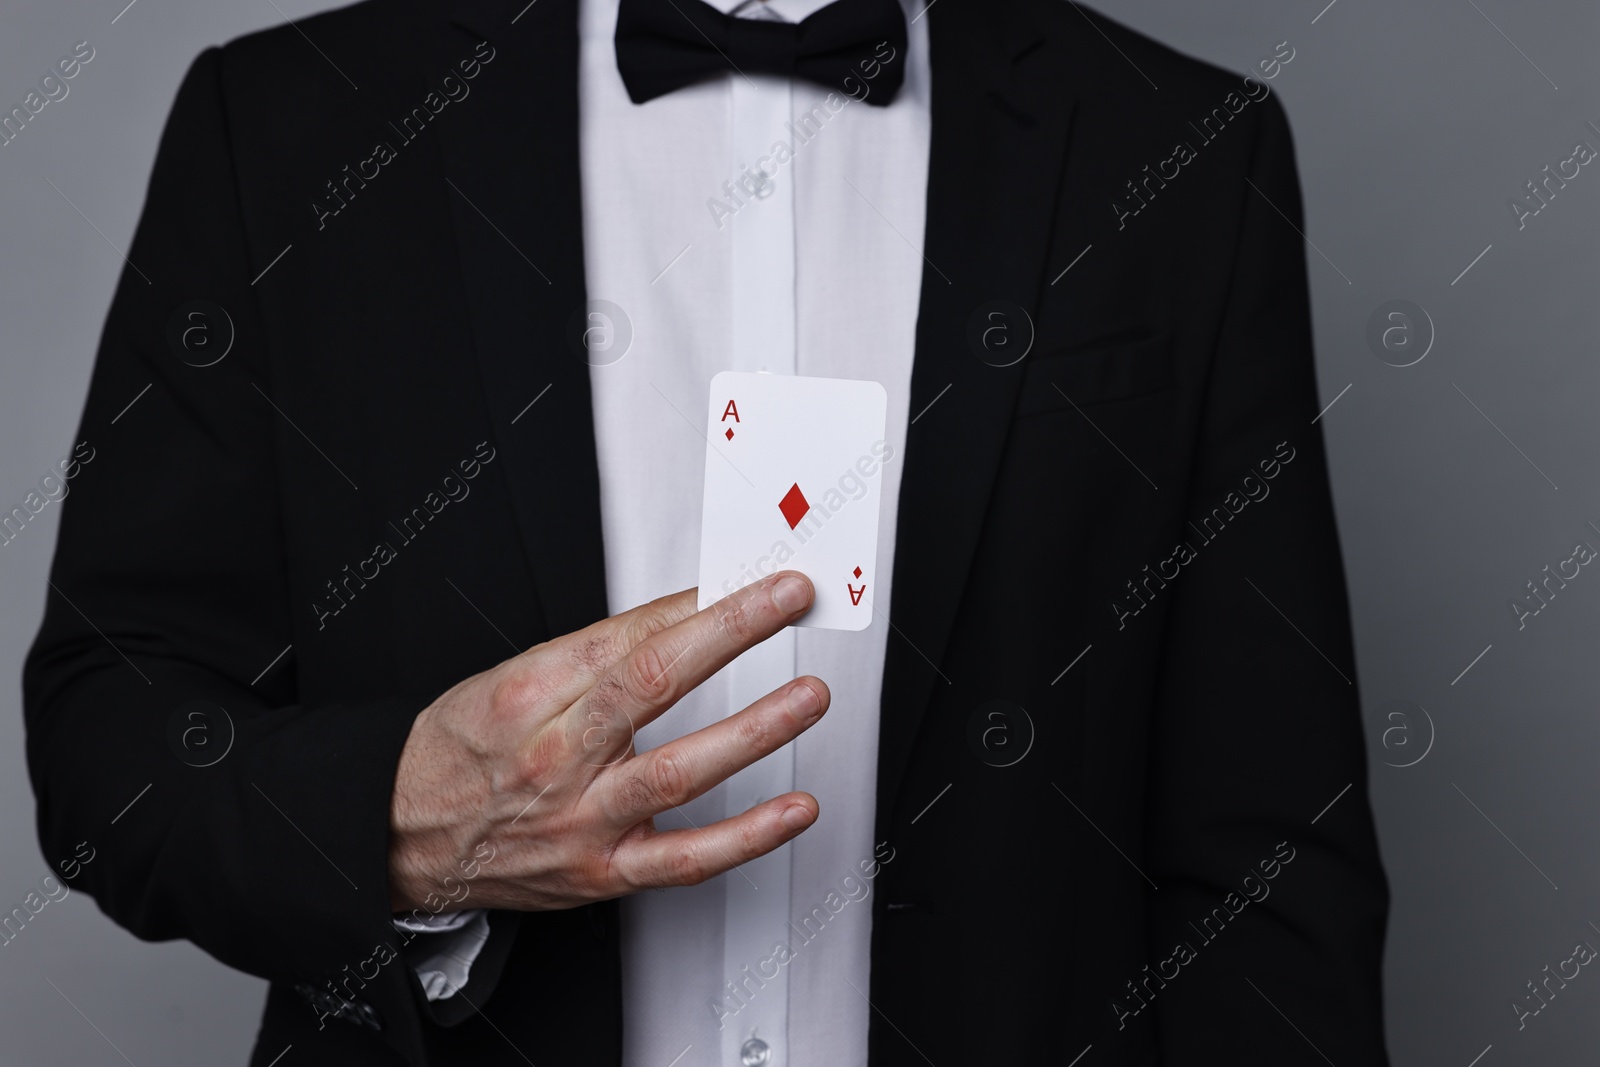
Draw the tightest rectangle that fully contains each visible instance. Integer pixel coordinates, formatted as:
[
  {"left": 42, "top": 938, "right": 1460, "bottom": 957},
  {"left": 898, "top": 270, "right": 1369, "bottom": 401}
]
[{"left": 697, "top": 372, "right": 889, "bottom": 631}]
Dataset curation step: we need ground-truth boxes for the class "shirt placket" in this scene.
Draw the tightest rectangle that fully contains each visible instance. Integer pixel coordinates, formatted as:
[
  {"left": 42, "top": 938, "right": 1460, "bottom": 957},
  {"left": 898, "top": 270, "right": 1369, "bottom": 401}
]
[{"left": 720, "top": 21, "right": 798, "bottom": 1067}]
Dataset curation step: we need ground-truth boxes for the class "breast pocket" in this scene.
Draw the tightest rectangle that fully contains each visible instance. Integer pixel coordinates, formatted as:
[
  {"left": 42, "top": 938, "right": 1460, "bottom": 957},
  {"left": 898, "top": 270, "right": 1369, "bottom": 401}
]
[{"left": 1014, "top": 332, "right": 1174, "bottom": 418}]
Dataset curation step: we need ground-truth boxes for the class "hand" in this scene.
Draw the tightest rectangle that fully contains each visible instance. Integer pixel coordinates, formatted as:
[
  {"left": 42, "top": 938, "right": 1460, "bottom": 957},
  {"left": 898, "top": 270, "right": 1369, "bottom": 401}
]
[{"left": 387, "top": 571, "right": 828, "bottom": 913}]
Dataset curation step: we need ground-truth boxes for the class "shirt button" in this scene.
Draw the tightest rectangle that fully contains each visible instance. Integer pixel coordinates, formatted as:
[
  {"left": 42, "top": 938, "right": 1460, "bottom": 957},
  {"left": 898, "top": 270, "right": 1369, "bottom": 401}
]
[{"left": 740, "top": 1037, "right": 772, "bottom": 1066}]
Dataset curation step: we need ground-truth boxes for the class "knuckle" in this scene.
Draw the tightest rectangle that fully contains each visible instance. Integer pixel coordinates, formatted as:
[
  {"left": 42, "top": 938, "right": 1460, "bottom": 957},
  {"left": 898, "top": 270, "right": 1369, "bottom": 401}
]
[
  {"left": 621, "top": 642, "right": 676, "bottom": 705},
  {"left": 647, "top": 754, "right": 690, "bottom": 808},
  {"left": 668, "top": 845, "right": 710, "bottom": 887},
  {"left": 715, "top": 586, "right": 765, "bottom": 644},
  {"left": 714, "top": 603, "right": 750, "bottom": 645},
  {"left": 489, "top": 668, "right": 543, "bottom": 718},
  {"left": 735, "top": 706, "right": 775, "bottom": 753},
  {"left": 735, "top": 816, "right": 764, "bottom": 859}
]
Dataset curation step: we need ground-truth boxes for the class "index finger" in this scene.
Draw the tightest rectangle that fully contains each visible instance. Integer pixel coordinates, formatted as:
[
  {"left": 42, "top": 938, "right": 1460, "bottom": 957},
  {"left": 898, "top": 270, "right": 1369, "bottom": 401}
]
[
  {"left": 550, "top": 587, "right": 703, "bottom": 685},
  {"left": 565, "top": 572, "right": 814, "bottom": 756}
]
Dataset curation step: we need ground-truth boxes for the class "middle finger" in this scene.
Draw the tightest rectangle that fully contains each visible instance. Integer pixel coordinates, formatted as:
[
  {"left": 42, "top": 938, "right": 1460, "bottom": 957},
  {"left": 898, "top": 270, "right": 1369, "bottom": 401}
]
[
  {"left": 562, "top": 571, "right": 814, "bottom": 764},
  {"left": 598, "top": 675, "right": 829, "bottom": 826}
]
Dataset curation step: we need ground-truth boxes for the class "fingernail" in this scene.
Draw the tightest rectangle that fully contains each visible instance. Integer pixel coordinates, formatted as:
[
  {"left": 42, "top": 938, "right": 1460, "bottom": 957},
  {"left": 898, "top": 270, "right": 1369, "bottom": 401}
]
[
  {"left": 781, "top": 804, "right": 814, "bottom": 832},
  {"left": 772, "top": 574, "right": 810, "bottom": 615},
  {"left": 787, "top": 682, "right": 821, "bottom": 721}
]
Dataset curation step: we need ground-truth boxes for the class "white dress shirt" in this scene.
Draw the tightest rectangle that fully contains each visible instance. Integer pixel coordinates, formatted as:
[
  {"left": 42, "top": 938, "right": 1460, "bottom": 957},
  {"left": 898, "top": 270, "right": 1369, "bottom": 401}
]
[{"left": 411, "top": 3, "right": 929, "bottom": 1065}]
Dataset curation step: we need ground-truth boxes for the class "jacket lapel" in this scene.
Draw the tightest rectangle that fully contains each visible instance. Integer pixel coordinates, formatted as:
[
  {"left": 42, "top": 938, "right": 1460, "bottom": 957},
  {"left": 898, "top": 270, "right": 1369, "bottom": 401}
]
[
  {"left": 432, "top": 0, "right": 611, "bottom": 637},
  {"left": 876, "top": 2, "right": 1077, "bottom": 816}
]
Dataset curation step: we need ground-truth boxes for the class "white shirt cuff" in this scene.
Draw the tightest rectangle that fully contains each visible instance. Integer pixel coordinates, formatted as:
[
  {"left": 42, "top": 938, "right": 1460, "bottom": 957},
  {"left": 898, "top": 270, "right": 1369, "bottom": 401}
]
[{"left": 391, "top": 908, "right": 491, "bottom": 1001}]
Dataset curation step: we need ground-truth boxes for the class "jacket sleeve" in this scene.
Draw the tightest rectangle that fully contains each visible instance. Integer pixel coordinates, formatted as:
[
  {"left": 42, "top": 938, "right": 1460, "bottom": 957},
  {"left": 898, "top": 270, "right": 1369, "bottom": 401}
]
[
  {"left": 21, "top": 47, "right": 455, "bottom": 1062},
  {"left": 1141, "top": 93, "right": 1390, "bottom": 1063}
]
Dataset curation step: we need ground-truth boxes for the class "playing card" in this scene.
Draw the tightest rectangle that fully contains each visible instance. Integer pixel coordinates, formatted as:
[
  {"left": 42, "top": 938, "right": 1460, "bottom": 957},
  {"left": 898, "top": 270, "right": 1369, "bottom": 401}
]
[{"left": 697, "top": 372, "right": 889, "bottom": 631}]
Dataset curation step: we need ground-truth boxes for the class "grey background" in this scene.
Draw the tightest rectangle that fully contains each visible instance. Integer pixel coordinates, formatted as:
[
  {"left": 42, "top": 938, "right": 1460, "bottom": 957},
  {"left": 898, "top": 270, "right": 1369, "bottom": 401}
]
[{"left": 1, "top": 0, "right": 1595, "bottom": 1063}]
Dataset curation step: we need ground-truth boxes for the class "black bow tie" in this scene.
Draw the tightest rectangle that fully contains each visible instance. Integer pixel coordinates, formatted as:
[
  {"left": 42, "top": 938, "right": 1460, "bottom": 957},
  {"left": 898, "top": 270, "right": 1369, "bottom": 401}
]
[{"left": 615, "top": 0, "right": 908, "bottom": 107}]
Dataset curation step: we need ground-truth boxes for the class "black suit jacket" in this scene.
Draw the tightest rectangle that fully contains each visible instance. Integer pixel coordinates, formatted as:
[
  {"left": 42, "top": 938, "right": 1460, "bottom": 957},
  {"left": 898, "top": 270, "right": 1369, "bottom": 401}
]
[{"left": 24, "top": 0, "right": 1390, "bottom": 1064}]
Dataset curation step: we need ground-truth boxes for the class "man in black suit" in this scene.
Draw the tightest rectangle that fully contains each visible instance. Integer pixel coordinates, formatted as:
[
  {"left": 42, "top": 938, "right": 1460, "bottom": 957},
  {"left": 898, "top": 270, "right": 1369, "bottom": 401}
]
[{"left": 24, "top": 0, "right": 1390, "bottom": 1063}]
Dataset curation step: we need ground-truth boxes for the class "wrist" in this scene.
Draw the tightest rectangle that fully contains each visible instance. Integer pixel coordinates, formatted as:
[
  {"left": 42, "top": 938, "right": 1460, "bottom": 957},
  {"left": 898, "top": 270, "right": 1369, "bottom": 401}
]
[{"left": 388, "top": 703, "right": 465, "bottom": 912}]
